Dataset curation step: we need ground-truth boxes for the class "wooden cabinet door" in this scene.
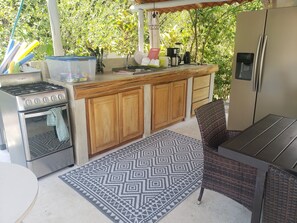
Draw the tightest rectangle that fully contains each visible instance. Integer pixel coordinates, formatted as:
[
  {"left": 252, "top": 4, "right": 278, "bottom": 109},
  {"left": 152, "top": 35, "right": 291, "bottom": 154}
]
[
  {"left": 87, "top": 94, "right": 119, "bottom": 155},
  {"left": 192, "top": 87, "right": 209, "bottom": 102},
  {"left": 152, "top": 83, "right": 171, "bottom": 131},
  {"left": 193, "top": 75, "right": 210, "bottom": 90},
  {"left": 119, "top": 88, "right": 144, "bottom": 142},
  {"left": 191, "top": 75, "right": 211, "bottom": 116},
  {"left": 171, "top": 80, "right": 186, "bottom": 122}
]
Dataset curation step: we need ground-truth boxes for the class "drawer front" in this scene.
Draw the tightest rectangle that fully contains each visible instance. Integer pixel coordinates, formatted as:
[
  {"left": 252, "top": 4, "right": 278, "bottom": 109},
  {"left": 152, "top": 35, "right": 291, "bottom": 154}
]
[
  {"left": 192, "top": 87, "right": 209, "bottom": 102},
  {"left": 193, "top": 75, "right": 210, "bottom": 90},
  {"left": 191, "top": 99, "right": 209, "bottom": 115}
]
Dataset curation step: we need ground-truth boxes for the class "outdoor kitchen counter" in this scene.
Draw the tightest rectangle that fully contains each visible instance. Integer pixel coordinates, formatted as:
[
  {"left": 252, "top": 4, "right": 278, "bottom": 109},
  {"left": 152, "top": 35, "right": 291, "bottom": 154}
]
[
  {"left": 71, "top": 64, "right": 218, "bottom": 99},
  {"left": 50, "top": 64, "right": 218, "bottom": 165}
]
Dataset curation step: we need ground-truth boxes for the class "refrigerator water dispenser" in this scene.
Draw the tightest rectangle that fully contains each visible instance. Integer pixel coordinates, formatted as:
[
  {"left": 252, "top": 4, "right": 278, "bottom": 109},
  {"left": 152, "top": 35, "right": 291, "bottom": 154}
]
[{"left": 235, "top": 53, "right": 254, "bottom": 80}]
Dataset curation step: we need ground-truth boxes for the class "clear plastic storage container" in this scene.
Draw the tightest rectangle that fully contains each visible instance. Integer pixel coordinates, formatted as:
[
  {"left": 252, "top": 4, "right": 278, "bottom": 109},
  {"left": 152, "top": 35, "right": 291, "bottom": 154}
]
[{"left": 46, "top": 56, "right": 96, "bottom": 83}]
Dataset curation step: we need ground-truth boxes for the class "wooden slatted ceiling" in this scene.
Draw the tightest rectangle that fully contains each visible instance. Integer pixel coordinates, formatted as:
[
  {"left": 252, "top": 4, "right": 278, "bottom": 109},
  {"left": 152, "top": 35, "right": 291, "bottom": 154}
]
[{"left": 134, "top": 0, "right": 254, "bottom": 13}]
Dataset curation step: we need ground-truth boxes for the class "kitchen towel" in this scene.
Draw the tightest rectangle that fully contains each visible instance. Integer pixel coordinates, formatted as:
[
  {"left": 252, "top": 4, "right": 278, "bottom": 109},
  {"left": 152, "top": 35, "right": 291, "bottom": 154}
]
[{"left": 47, "top": 107, "right": 69, "bottom": 141}]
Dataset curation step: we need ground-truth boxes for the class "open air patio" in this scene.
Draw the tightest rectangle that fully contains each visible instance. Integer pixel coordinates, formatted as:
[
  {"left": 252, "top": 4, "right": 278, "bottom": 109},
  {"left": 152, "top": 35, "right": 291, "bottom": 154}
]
[
  {"left": 1, "top": 0, "right": 297, "bottom": 223},
  {"left": 1, "top": 117, "right": 252, "bottom": 223}
]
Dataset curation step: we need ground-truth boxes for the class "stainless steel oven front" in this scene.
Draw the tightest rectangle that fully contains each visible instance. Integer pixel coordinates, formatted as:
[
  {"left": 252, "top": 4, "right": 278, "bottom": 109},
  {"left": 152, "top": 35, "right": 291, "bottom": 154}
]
[{"left": 18, "top": 103, "right": 74, "bottom": 178}]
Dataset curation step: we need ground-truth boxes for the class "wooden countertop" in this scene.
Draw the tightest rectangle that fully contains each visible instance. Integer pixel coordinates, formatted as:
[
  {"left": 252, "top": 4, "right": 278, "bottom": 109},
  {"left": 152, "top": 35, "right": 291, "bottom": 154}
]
[{"left": 63, "top": 64, "right": 218, "bottom": 100}]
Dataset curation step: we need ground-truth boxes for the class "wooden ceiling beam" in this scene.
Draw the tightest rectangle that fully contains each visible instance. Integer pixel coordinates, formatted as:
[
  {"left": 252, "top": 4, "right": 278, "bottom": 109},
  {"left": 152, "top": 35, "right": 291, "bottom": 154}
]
[{"left": 130, "top": 0, "right": 228, "bottom": 11}]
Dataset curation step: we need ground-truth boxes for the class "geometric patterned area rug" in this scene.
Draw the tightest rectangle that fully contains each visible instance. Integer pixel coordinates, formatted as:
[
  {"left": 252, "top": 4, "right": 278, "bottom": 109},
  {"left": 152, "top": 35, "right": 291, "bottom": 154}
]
[{"left": 59, "top": 130, "right": 203, "bottom": 223}]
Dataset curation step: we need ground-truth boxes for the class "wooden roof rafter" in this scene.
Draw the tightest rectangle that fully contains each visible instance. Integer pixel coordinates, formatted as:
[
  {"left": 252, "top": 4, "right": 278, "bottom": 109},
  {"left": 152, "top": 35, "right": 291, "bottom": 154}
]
[{"left": 132, "top": 0, "right": 255, "bottom": 13}]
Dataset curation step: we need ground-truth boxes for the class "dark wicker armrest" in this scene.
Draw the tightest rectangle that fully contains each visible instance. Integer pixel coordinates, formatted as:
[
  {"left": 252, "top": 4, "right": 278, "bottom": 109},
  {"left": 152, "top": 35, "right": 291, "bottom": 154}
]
[
  {"left": 227, "top": 130, "right": 241, "bottom": 139},
  {"left": 203, "top": 144, "right": 219, "bottom": 153}
]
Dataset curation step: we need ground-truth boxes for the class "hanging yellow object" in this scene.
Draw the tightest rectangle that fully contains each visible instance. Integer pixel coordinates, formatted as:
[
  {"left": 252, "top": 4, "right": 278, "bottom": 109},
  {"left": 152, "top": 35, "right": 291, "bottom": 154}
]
[
  {"left": 8, "top": 61, "right": 15, "bottom": 74},
  {"left": 16, "top": 40, "right": 39, "bottom": 62}
]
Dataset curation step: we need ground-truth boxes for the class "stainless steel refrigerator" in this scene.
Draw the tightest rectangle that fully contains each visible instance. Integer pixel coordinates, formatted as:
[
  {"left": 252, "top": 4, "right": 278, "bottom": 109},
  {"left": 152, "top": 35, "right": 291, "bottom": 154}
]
[{"left": 228, "top": 6, "right": 297, "bottom": 130}]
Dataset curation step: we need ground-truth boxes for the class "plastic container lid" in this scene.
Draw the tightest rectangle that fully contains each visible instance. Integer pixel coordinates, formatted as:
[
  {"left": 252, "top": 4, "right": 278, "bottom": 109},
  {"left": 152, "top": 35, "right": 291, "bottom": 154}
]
[{"left": 45, "top": 56, "right": 96, "bottom": 61}]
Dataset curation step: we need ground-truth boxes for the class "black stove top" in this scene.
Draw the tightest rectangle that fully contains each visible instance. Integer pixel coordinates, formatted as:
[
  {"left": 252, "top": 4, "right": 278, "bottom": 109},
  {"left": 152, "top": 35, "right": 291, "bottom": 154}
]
[{"left": 0, "top": 82, "right": 64, "bottom": 96}]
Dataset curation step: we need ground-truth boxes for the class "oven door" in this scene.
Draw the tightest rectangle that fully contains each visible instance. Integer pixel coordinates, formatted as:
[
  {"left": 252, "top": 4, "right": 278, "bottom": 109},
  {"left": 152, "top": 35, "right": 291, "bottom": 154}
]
[{"left": 18, "top": 104, "right": 73, "bottom": 161}]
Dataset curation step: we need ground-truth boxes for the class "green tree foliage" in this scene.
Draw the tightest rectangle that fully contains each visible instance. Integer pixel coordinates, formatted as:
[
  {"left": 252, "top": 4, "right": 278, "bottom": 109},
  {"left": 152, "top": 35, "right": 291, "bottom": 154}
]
[
  {"left": 0, "top": 0, "right": 262, "bottom": 99},
  {"left": 190, "top": 2, "right": 263, "bottom": 100},
  {"left": 0, "top": 0, "right": 141, "bottom": 60},
  {"left": 0, "top": 0, "right": 52, "bottom": 62},
  {"left": 159, "top": 1, "right": 262, "bottom": 99},
  {"left": 58, "top": 0, "right": 141, "bottom": 56}
]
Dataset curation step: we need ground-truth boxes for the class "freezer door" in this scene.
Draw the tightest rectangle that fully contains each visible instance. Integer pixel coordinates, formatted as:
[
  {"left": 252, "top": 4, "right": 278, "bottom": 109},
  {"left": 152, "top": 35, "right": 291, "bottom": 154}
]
[
  {"left": 228, "top": 10, "right": 267, "bottom": 130},
  {"left": 255, "top": 7, "right": 297, "bottom": 122}
]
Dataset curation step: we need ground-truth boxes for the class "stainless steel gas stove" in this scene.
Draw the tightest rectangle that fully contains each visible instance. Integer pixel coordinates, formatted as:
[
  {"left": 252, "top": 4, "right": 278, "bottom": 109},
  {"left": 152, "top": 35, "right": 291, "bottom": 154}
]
[
  {"left": 0, "top": 72, "right": 74, "bottom": 178},
  {"left": 0, "top": 81, "right": 67, "bottom": 111}
]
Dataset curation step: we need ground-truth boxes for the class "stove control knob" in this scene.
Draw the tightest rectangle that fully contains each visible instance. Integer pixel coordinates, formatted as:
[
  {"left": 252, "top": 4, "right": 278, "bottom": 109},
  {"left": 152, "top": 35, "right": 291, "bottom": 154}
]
[
  {"left": 25, "top": 99, "right": 33, "bottom": 106},
  {"left": 58, "top": 94, "right": 65, "bottom": 100},
  {"left": 34, "top": 98, "right": 41, "bottom": 104},
  {"left": 51, "top": 95, "right": 58, "bottom": 101},
  {"left": 43, "top": 97, "right": 49, "bottom": 103}
]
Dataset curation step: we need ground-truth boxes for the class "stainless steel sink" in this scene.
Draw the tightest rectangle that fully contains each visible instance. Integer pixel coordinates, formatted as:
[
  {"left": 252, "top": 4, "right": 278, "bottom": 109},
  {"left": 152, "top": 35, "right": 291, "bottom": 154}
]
[{"left": 112, "top": 66, "right": 165, "bottom": 75}]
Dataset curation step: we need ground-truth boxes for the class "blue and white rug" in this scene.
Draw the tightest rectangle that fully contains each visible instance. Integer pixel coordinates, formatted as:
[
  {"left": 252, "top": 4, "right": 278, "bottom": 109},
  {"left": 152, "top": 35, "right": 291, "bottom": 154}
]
[{"left": 60, "top": 130, "right": 203, "bottom": 223}]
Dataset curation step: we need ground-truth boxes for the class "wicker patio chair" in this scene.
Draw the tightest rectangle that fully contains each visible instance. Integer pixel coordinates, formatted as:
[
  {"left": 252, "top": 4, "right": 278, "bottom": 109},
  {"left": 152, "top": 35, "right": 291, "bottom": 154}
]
[
  {"left": 262, "top": 166, "right": 297, "bottom": 223},
  {"left": 194, "top": 99, "right": 257, "bottom": 210}
]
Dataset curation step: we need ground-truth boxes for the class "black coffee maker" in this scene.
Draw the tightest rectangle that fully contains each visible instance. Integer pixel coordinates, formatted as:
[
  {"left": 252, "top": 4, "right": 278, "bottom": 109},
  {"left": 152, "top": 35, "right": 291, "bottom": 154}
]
[
  {"left": 167, "top": 48, "right": 180, "bottom": 67},
  {"left": 183, "top": 51, "right": 191, "bottom": 64}
]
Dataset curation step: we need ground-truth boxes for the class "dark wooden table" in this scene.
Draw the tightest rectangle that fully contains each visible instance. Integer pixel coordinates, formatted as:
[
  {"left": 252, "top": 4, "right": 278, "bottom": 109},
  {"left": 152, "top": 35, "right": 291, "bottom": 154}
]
[{"left": 219, "top": 114, "right": 297, "bottom": 223}]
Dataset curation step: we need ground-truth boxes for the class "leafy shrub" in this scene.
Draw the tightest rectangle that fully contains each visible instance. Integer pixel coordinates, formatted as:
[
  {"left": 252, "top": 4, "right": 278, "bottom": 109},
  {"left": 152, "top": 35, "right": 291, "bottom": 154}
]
[{"left": 0, "top": 0, "right": 262, "bottom": 99}]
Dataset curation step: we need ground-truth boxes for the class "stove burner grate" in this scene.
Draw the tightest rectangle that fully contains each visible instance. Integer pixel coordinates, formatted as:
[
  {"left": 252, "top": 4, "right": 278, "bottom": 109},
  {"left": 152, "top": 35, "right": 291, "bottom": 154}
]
[{"left": 0, "top": 82, "right": 64, "bottom": 96}]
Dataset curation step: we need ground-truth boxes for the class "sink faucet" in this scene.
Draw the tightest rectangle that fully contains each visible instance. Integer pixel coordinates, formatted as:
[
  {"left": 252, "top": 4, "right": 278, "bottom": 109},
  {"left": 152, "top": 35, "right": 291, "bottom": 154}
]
[{"left": 125, "top": 54, "right": 130, "bottom": 69}]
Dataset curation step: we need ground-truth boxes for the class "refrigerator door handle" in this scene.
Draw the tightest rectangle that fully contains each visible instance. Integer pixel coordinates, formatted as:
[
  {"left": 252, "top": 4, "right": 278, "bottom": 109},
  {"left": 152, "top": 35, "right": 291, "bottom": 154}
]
[
  {"left": 253, "top": 35, "right": 263, "bottom": 91},
  {"left": 258, "top": 35, "right": 268, "bottom": 92}
]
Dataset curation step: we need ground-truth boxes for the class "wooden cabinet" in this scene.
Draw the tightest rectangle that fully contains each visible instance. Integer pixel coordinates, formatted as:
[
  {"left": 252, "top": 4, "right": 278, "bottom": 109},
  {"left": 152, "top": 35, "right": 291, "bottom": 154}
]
[
  {"left": 152, "top": 83, "right": 171, "bottom": 130},
  {"left": 87, "top": 88, "right": 144, "bottom": 155},
  {"left": 119, "top": 89, "right": 144, "bottom": 142},
  {"left": 152, "top": 80, "right": 187, "bottom": 131},
  {"left": 171, "top": 81, "right": 187, "bottom": 122},
  {"left": 87, "top": 94, "right": 119, "bottom": 154},
  {"left": 191, "top": 75, "right": 211, "bottom": 115}
]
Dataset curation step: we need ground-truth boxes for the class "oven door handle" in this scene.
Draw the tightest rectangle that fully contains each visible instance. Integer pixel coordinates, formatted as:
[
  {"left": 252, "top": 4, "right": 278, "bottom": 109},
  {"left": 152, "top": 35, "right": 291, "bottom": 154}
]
[{"left": 24, "top": 106, "right": 68, "bottom": 118}]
